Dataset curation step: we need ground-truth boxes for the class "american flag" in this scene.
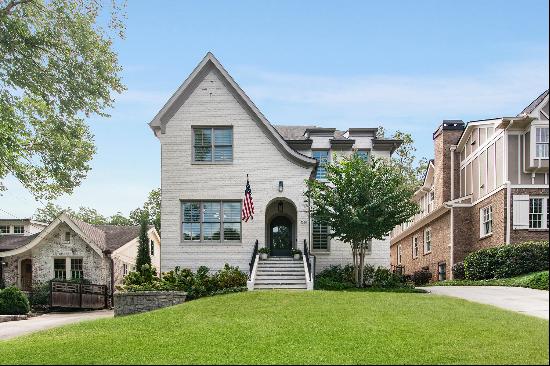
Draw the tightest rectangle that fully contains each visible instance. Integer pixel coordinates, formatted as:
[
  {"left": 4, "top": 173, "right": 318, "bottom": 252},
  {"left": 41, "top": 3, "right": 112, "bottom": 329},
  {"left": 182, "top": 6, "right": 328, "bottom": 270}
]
[{"left": 242, "top": 177, "right": 255, "bottom": 222}]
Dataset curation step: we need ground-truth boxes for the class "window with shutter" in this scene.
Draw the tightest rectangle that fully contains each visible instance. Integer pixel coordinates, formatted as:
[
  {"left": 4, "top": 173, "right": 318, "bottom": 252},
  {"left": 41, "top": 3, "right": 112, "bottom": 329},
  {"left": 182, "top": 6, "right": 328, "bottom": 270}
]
[{"left": 513, "top": 195, "right": 530, "bottom": 230}]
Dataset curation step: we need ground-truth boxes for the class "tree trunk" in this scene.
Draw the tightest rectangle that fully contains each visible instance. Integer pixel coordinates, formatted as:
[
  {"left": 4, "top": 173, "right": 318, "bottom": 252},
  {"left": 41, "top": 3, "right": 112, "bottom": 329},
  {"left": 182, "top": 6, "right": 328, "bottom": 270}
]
[
  {"left": 359, "top": 242, "right": 365, "bottom": 288},
  {"left": 352, "top": 245, "right": 359, "bottom": 286}
]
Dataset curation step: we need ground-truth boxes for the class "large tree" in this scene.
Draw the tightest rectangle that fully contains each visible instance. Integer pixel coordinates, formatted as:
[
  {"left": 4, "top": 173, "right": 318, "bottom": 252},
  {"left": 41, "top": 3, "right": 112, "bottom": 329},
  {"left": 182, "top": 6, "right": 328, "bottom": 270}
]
[
  {"left": 129, "top": 188, "right": 161, "bottom": 235},
  {"left": 0, "top": 0, "right": 125, "bottom": 200},
  {"left": 135, "top": 214, "right": 151, "bottom": 273},
  {"left": 306, "top": 153, "right": 419, "bottom": 287},
  {"left": 377, "top": 127, "right": 428, "bottom": 189}
]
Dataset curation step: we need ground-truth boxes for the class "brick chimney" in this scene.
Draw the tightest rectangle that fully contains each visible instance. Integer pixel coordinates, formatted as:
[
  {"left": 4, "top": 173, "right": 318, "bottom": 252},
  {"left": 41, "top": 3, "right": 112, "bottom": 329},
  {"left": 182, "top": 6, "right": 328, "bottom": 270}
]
[{"left": 432, "top": 120, "right": 465, "bottom": 206}]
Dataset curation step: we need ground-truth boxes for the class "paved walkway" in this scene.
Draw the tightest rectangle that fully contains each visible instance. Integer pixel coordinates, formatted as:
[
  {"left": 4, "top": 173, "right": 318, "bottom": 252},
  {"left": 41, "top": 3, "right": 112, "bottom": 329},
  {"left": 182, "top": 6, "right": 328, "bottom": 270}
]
[
  {"left": 0, "top": 310, "right": 114, "bottom": 341},
  {"left": 419, "top": 286, "right": 549, "bottom": 319}
]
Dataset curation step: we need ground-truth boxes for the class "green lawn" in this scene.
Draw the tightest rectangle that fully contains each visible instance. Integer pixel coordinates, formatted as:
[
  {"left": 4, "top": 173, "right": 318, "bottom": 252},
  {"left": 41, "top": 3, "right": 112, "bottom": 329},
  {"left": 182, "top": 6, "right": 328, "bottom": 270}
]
[
  {"left": 429, "top": 271, "right": 549, "bottom": 290},
  {"left": 0, "top": 291, "right": 548, "bottom": 365}
]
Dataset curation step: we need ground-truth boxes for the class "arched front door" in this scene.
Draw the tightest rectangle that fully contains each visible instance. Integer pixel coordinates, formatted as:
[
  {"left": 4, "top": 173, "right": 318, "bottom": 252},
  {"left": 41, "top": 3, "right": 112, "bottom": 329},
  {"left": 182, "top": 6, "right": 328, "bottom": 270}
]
[{"left": 270, "top": 216, "right": 293, "bottom": 256}]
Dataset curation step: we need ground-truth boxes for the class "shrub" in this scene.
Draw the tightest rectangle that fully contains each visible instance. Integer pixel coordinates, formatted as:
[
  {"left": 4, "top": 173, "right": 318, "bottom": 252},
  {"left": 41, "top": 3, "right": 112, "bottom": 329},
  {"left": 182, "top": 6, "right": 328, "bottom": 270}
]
[
  {"left": 372, "top": 267, "right": 407, "bottom": 288},
  {"left": 452, "top": 262, "right": 465, "bottom": 280},
  {"left": 0, "top": 287, "right": 30, "bottom": 315},
  {"left": 524, "top": 271, "right": 549, "bottom": 291},
  {"left": 411, "top": 270, "right": 432, "bottom": 286},
  {"left": 29, "top": 283, "right": 50, "bottom": 306},
  {"left": 464, "top": 241, "right": 549, "bottom": 280},
  {"left": 315, "top": 264, "right": 355, "bottom": 289},
  {"left": 214, "top": 264, "right": 247, "bottom": 289},
  {"left": 258, "top": 247, "right": 270, "bottom": 254}
]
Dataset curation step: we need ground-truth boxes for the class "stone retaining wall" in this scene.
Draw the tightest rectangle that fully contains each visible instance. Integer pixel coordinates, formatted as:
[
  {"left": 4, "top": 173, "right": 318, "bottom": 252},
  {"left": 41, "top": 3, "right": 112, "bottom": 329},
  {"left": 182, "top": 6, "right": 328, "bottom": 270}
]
[{"left": 113, "top": 291, "right": 187, "bottom": 317}]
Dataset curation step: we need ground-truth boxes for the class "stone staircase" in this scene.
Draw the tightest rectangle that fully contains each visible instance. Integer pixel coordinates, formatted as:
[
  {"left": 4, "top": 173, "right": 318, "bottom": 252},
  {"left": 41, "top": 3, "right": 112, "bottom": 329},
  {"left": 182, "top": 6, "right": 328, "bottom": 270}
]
[{"left": 253, "top": 257, "right": 307, "bottom": 290}]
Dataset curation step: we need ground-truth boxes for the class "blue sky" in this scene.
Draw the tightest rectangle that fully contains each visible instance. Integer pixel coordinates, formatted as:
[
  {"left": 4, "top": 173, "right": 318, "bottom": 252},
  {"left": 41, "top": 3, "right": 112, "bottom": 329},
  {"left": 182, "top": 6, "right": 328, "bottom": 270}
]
[{"left": 1, "top": 0, "right": 549, "bottom": 218}]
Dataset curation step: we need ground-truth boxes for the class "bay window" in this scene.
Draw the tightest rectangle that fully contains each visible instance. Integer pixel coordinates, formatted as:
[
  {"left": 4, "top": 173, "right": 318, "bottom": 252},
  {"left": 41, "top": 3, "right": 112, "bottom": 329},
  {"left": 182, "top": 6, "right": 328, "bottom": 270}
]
[{"left": 535, "top": 127, "right": 549, "bottom": 158}]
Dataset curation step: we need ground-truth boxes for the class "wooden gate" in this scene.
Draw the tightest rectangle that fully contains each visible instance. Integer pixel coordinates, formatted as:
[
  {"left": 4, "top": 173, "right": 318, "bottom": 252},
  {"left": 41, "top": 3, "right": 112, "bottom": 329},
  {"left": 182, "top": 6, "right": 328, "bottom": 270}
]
[{"left": 50, "top": 282, "right": 108, "bottom": 309}]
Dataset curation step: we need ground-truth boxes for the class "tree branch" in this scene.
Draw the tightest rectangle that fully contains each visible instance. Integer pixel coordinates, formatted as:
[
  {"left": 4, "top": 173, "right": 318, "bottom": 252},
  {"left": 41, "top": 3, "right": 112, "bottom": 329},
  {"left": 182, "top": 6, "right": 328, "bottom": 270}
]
[{"left": 0, "top": 0, "right": 34, "bottom": 16}]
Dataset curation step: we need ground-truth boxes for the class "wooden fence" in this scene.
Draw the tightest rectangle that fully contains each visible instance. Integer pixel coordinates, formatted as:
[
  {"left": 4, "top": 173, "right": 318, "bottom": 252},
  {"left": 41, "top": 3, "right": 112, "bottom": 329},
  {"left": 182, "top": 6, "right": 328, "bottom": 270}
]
[{"left": 50, "top": 281, "right": 108, "bottom": 309}]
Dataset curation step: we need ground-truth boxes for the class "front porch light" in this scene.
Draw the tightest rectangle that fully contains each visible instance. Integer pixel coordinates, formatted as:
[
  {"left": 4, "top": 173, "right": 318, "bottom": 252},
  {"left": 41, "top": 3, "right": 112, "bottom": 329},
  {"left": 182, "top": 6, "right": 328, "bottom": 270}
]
[
  {"left": 278, "top": 180, "right": 284, "bottom": 192},
  {"left": 278, "top": 201, "right": 284, "bottom": 213}
]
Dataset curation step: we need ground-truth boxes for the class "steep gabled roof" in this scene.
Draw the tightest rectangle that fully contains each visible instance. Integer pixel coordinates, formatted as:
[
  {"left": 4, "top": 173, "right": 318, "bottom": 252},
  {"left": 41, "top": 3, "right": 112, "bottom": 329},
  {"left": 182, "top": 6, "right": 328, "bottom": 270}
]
[
  {"left": 149, "top": 52, "right": 316, "bottom": 167},
  {"left": 518, "top": 89, "right": 549, "bottom": 116}
]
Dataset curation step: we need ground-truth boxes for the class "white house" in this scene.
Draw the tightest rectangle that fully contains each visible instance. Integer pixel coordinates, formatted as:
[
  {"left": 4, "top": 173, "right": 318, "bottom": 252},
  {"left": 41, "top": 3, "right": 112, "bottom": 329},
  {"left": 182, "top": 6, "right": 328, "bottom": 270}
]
[{"left": 149, "top": 53, "right": 401, "bottom": 289}]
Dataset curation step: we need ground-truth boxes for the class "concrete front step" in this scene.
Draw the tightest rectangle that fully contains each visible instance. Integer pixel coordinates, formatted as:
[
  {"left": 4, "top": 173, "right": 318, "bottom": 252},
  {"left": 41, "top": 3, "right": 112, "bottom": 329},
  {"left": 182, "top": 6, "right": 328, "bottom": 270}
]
[
  {"left": 256, "top": 276, "right": 305, "bottom": 281},
  {"left": 255, "top": 279, "right": 306, "bottom": 285},
  {"left": 258, "top": 263, "right": 303, "bottom": 267},
  {"left": 256, "top": 273, "right": 305, "bottom": 278},
  {"left": 254, "top": 284, "right": 307, "bottom": 289}
]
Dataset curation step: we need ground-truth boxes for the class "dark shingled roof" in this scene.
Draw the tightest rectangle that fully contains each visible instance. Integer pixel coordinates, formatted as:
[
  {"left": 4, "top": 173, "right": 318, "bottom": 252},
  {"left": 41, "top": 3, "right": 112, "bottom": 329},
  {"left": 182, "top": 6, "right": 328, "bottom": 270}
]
[
  {"left": 518, "top": 89, "right": 549, "bottom": 116},
  {"left": 0, "top": 234, "right": 38, "bottom": 252},
  {"left": 0, "top": 218, "right": 148, "bottom": 253},
  {"left": 274, "top": 125, "right": 349, "bottom": 141}
]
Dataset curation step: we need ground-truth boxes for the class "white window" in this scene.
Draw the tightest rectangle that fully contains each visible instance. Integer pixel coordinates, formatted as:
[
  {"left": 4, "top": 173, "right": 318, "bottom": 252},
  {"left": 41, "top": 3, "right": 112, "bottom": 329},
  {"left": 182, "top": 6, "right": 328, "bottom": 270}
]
[
  {"left": 480, "top": 205, "right": 493, "bottom": 237},
  {"left": 54, "top": 258, "right": 67, "bottom": 279},
  {"left": 535, "top": 127, "right": 549, "bottom": 158},
  {"left": 123, "top": 263, "right": 128, "bottom": 277},
  {"left": 397, "top": 244, "right": 402, "bottom": 265},
  {"left": 412, "top": 236, "right": 419, "bottom": 258},
  {"left": 428, "top": 190, "right": 435, "bottom": 213},
  {"left": 71, "top": 258, "right": 83, "bottom": 279},
  {"left": 529, "top": 197, "right": 549, "bottom": 229},
  {"left": 13, "top": 226, "right": 24, "bottom": 234},
  {"left": 424, "top": 228, "right": 432, "bottom": 253},
  {"left": 0, "top": 225, "right": 9, "bottom": 234},
  {"left": 64, "top": 231, "right": 71, "bottom": 242},
  {"left": 312, "top": 220, "right": 329, "bottom": 251}
]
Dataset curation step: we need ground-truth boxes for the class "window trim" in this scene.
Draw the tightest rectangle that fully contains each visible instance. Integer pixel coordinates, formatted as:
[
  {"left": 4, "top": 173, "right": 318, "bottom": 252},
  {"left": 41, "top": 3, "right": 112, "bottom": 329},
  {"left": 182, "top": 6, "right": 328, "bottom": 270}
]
[
  {"left": 438, "top": 262, "right": 447, "bottom": 281},
  {"left": 191, "top": 126, "right": 234, "bottom": 164},
  {"left": 534, "top": 126, "right": 549, "bottom": 159},
  {"left": 423, "top": 228, "right": 432, "bottom": 254},
  {"left": 480, "top": 205, "right": 493, "bottom": 238},
  {"left": 13, "top": 225, "right": 24, "bottom": 234},
  {"left": 0, "top": 225, "right": 10, "bottom": 234},
  {"left": 412, "top": 236, "right": 419, "bottom": 259},
  {"left": 64, "top": 231, "right": 71, "bottom": 243},
  {"left": 181, "top": 200, "right": 242, "bottom": 243},
  {"left": 312, "top": 220, "right": 330, "bottom": 252},
  {"left": 70, "top": 258, "right": 84, "bottom": 280},
  {"left": 529, "top": 196, "right": 549, "bottom": 230}
]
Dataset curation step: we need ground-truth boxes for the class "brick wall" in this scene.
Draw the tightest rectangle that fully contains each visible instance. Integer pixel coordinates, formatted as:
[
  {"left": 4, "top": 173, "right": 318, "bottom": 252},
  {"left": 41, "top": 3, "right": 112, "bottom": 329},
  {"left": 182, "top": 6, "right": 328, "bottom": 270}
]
[{"left": 509, "top": 187, "right": 549, "bottom": 243}]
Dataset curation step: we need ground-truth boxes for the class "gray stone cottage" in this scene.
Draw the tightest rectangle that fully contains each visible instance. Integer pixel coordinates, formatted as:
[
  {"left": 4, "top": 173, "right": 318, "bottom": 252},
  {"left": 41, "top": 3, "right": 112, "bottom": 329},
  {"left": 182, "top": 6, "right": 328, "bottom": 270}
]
[{"left": 0, "top": 213, "right": 160, "bottom": 293}]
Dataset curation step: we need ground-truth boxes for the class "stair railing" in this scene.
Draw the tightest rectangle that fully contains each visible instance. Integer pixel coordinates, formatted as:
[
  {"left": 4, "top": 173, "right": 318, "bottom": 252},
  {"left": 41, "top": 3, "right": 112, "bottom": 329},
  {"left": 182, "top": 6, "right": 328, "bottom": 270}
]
[{"left": 248, "top": 240, "right": 259, "bottom": 279}]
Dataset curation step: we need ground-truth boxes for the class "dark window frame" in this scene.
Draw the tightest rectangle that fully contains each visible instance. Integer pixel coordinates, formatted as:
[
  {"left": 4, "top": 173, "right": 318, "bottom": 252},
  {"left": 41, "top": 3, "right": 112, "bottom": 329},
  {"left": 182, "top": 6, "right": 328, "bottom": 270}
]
[
  {"left": 181, "top": 200, "right": 242, "bottom": 243},
  {"left": 192, "top": 126, "right": 234, "bottom": 164}
]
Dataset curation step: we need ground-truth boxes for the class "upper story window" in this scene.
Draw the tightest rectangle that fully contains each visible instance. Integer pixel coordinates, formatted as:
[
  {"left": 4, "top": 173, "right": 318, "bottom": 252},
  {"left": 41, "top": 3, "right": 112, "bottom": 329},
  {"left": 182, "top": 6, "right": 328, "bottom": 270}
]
[
  {"left": 535, "top": 127, "right": 549, "bottom": 158},
  {"left": 424, "top": 228, "right": 432, "bottom": 254},
  {"left": 64, "top": 231, "right": 71, "bottom": 242},
  {"left": 13, "top": 226, "right": 24, "bottom": 234},
  {"left": 356, "top": 150, "right": 370, "bottom": 161},
  {"left": 193, "top": 127, "right": 233, "bottom": 163},
  {"left": 397, "top": 244, "right": 402, "bottom": 265},
  {"left": 182, "top": 201, "right": 241, "bottom": 242},
  {"left": 529, "top": 197, "right": 549, "bottom": 229},
  {"left": 480, "top": 205, "right": 493, "bottom": 237},
  {"left": 412, "top": 236, "right": 418, "bottom": 258},
  {"left": 312, "top": 150, "right": 329, "bottom": 180},
  {"left": 150, "top": 239, "right": 155, "bottom": 256},
  {"left": 0, "top": 225, "right": 9, "bottom": 234},
  {"left": 428, "top": 189, "right": 435, "bottom": 213}
]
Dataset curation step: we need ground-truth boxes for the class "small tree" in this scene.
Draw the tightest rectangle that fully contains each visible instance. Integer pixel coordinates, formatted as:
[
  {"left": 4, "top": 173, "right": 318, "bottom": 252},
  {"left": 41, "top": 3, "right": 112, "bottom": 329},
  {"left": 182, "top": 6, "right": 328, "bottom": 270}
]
[
  {"left": 306, "top": 153, "right": 419, "bottom": 287},
  {"left": 135, "top": 215, "right": 151, "bottom": 273}
]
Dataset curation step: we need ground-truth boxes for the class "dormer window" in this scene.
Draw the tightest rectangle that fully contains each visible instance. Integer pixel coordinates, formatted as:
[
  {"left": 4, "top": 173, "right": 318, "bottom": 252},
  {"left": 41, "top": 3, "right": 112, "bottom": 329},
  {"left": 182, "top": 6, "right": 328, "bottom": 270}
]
[
  {"left": 13, "top": 226, "right": 24, "bottom": 234},
  {"left": 64, "top": 231, "right": 71, "bottom": 242},
  {"left": 312, "top": 150, "right": 329, "bottom": 180},
  {"left": 0, "top": 225, "right": 9, "bottom": 234}
]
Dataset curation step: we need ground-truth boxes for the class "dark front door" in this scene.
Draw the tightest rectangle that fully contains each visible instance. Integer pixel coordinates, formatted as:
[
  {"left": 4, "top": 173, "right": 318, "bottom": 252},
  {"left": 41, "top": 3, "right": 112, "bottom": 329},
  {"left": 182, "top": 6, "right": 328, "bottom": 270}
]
[
  {"left": 21, "top": 259, "right": 32, "bottom": 292},
  {"left": 270, "top": 216, "right": 292, "bottom": 256}
]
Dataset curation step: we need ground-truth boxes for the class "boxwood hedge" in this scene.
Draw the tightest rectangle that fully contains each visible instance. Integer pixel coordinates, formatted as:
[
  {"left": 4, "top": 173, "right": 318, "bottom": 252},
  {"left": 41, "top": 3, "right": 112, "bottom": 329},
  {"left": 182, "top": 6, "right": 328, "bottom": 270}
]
[{"left": 464, "top": 241, "right": 549, "bottom": 280}]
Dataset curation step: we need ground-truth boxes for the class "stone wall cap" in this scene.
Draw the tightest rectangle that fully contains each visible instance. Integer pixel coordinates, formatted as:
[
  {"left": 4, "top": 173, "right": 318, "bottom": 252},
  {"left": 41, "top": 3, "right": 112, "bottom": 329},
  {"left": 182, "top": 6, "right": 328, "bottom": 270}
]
[{"left": 114, "top": 291, "right": 188, "bottom": 296}]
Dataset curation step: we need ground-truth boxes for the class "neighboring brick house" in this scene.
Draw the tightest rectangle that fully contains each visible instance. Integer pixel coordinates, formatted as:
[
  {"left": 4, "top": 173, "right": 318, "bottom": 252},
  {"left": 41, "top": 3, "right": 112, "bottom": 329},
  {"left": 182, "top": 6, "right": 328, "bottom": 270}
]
[
  {"left": 390, "top": 90, "right": 549, "bottom": 281},
  {"left": 149, "top": 52, "right": 402, "bottom": 289},
  {"left": 0, "top": 213, "right": 160, "bottom": 293}
]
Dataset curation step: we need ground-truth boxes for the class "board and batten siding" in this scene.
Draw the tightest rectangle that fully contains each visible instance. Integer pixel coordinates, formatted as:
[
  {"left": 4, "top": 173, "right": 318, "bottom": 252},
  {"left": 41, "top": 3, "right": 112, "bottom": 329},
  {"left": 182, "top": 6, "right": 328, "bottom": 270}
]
[{"left": 158, "top": 68, "right": 313, "bottom": 273}]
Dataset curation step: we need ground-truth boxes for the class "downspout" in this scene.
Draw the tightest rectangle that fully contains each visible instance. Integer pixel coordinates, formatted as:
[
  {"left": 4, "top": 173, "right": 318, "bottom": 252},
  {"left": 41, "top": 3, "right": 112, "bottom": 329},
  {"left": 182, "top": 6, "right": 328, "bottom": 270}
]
[
  {"left": 506, "top": 181, "right": 511, "bottom": 245},
  {"left": 449, "top": 146, "right": 457, "bottom": 280}
]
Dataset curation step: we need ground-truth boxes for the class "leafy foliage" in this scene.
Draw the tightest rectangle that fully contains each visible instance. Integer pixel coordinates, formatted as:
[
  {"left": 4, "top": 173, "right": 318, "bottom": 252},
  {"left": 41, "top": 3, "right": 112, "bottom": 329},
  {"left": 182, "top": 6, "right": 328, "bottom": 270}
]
[
  {"left": 121, "top": 264, "right": 248, "bottom": 300},
  {"left": 464, "top": 241, "right": 549, "bottom": 280},
  {"left": 410, "top": 269, "right": 432, "bottom": 286},
  {"left": 314, "top": 264, "right": 411, "bottom": 290},
  {"left": 452, "top": 262, "right": 465, "bottom": 280},
  {"left": 0, "top": 286, "right": 30, "bottom": 315},
  {"left": 0, "top": 0, "right": 126, "bottom": 199},
  {"left": 135, "top": 217, "right": 152, "bottom": 273},
  {"left": 306, "top": 154, "right": 419, "bottom": 286},
  {"left": 430, "top": 271, "right": 549, "bottom": 291}
]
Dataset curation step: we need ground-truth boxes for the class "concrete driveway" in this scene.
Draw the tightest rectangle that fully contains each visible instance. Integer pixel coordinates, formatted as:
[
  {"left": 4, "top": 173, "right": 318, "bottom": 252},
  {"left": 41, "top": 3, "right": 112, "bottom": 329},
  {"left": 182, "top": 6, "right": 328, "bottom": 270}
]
[
  {"left": 419, "top": 286, "right": 549, "bottom": 319},
  {"left": 0, "top": 310, "right": 113, "bottom": 341}
]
